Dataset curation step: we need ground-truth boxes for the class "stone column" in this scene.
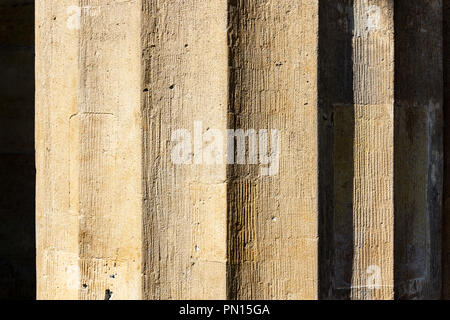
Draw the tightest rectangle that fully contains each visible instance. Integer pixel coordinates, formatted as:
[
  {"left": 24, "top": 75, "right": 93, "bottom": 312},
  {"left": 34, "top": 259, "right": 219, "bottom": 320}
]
[
  {"left": 320, "top": 0, "right": 443, "bottom": 300},
  {"left": 319, "top": 0, "right": 395, "bottom": 300},
  {"left": 141, "top": 0, "right": 228, "bottom": 299},
  {"left": 349, "top": 0, "right": 395, "bottom": 300},
  {"left": 393, "top": 0, "right": 443, "bottom": 300},
  {"left": 37, "top": 0, "right": 228, "bottom": 300},
  {"left": 36, "top": 0, "right": 142, "bottom": 299},
  {"left": 226, "top": 0, "right": 320, "bottom": 299}
]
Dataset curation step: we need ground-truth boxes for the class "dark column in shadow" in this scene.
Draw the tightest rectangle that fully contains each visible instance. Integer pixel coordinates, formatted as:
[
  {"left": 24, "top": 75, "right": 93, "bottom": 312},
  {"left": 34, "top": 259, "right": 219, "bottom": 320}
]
[
  {"left": 394, "top": 1, "right": 443, "bottom": 299},
  {"left": 442, "top": 0, "right": 450, "bottom": 300},
  {"left": 318, "top": 0, "right": 355, "bottom": 299},
  {"left": 0, "top": 0, "right": 35, "bottom": 299}
]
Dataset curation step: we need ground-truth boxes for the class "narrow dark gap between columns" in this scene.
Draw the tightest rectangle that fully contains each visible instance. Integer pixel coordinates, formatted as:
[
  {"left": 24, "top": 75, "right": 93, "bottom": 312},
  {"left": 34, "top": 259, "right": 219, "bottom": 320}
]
[{"left": 442, "top": 0, "right": 450, "bottom": 300}]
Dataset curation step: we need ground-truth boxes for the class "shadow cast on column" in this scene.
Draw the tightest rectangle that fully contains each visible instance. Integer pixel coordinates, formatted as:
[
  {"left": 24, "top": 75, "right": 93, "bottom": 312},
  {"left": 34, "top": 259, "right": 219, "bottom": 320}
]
[
  {"left": 442, "top": 0, "right": 450, "bottom": 300},
  {"left": 394, "top": 0, "right": 443, "bottom": 300},
  {"left": 318, "top": 0, "right": 355, "bottom": 300}
]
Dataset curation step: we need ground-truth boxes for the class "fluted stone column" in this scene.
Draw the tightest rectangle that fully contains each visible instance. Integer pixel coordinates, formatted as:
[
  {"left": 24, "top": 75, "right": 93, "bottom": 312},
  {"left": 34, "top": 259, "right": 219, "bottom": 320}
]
[
  {"left": 36, "top": 0, "right": 142, "bottom": 299},
  {"left": 318, "top": 0, "right": 395, "bottom": 300},
  {"left": 36, "top": 0, "right": 444, "bottom": 300},
  {"left": 226, "top": 0, "right": 319, "bottom": 300},
  {"left": 141, "top": 0, "right": 228, "bottom": 299},
  {"left": 320, "top": 0, "right": 443, "bottom": 300}
]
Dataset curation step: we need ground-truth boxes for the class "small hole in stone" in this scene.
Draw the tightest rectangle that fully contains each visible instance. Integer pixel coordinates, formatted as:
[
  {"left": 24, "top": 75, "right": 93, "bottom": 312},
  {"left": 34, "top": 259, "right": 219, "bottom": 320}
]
[
  {"left": 169, "top": 84, "right": 175, "bottom": 90},
  {"left": 82, "top": 284, "right": 88, "bottom": 289},
  {"left": 105, "top": 289, "right": 113, "bottom": 300},
  {"left": 143, "top": 88, "right": 149, "bottom": 92}
]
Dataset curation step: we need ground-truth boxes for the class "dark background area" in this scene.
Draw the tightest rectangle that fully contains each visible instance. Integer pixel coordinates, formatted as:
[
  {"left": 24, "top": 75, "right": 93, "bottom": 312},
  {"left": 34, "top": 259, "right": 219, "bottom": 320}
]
[{"left": 0, "top": 0, "right": 35, "bottom": 299}]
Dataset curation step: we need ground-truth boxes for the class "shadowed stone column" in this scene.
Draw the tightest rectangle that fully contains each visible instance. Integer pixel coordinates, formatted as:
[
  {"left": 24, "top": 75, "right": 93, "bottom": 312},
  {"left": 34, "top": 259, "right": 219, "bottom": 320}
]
[
  {"left": 322, "top": 0, "right": 443, "bottom": 300},
  {"left": 319, "top": 0, "right": 396, "bottom": 300},
  {"left": 443, "top": 0, "right": 450, "bottom": 300},
  {"left": 394, "top": 0, "right": 443, "bottom": 299}
]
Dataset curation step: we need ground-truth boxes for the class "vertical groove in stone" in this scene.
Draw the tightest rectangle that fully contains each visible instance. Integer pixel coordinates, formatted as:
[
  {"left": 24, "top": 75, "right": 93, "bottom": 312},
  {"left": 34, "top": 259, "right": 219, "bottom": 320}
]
[
  {"left": 37, "top": 0, "right": 142, "bottom": 299},
  {"left": 394, "top": 0, "right": 443, "bottom": 300},
  {"left": 227, "top": 0, "right": 319, "bottom": 299},
  {"left": 141, "top": 0, "right": 228, "bottom": 299}
]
